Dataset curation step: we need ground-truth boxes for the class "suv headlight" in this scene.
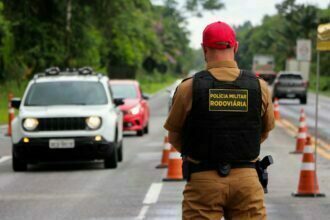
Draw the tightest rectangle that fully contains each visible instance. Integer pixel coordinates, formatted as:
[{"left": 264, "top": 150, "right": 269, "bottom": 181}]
[
  {"left": 130, "top": 105, "right": 140, "bottom": 115},
  {"left": 23, "top": 118, "right": 39, "bottom": 131},
  {"left": 86, "top": 116, "right": 101, "bottom": 130}
]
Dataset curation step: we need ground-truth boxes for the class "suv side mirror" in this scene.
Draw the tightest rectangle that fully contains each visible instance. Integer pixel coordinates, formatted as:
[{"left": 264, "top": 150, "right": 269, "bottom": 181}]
[
  {"left": 142, "top": 94, "right": 149, "bottom": 100},
  {"left": 11, "top": 98, "right": 21, "bottom": 109},
  {"left": 114, "top": 98, "right": 124, "bottom": 106}
]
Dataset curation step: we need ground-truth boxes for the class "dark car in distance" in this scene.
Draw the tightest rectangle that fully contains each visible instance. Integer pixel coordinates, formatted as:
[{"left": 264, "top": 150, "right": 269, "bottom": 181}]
[{"left": 272, "top": 71, "right": 307, "bottom": 104}]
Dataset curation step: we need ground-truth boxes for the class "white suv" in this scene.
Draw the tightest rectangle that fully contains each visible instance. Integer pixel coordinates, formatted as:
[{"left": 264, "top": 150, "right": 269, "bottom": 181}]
[{"left": 11, "top": 67, "right": 124, "bottom": 171}]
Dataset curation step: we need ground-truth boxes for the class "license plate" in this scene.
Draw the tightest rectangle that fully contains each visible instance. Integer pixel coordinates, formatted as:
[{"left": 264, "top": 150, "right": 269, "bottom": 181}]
[
  {"left": 49, "top": 139, "right": 75, "bottom": 149},
  {"left": 287, "top": 93, "right": 296, "bottom": 98}
]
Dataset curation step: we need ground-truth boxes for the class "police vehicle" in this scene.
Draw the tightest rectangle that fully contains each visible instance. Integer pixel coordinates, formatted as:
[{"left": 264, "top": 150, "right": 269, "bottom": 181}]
[{"left": 10, "top": 67, "right": 124, "bottom": 171}]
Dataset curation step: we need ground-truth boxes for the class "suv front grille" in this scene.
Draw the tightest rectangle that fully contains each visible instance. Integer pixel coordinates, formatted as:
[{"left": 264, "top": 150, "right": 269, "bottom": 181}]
[{"left": 36, "top": 117, "right": 86, "bottom": 131}]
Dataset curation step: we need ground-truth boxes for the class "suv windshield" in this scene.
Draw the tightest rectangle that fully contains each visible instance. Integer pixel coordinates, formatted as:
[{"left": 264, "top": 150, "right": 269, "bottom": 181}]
[
  {"left": 25, "top": 81, "right": 108, "bottom": 106},
  {"left": 111, "top": 84, "right": 138, "bottom": 99}
]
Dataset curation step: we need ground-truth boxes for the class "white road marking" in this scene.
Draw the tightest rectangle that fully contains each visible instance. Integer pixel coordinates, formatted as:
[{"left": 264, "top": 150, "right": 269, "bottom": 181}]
[
  {"left": 136, "top": 183, "right": 163, "bottom": 220},
  {"left": 136, "top": 205, "right": 150, "bottom": 220},
  {"left": 143, "top": 183, "right": 163, "bottom": 204},
  {"left": 0, "top": 156, "right": 11, "bottom": 164}
]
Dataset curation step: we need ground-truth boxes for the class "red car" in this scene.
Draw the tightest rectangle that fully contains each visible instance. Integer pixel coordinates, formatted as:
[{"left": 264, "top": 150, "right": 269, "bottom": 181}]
[{"left": 110, "top": 80, "right": 150, "bottom": 136}]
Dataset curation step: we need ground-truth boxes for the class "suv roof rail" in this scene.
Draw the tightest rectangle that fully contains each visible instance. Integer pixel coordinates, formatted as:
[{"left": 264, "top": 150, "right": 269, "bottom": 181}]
[
  {"left": 32, "top": 67, "right": 101, "bottom": 81},
  {"left": 78, "top": 67, "right": 94, "bottom": 75},
  {"left": 45, "top": 67, "right": 60, "bottom": 76},
  {"left": 33, "top": 73, "right": 46, "bottom": 81}
]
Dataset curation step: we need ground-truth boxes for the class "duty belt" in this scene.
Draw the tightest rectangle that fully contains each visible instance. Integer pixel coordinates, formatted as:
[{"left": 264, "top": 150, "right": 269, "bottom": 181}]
[{"left": 188, "top": 161, "right": 256, "bottom": 177}]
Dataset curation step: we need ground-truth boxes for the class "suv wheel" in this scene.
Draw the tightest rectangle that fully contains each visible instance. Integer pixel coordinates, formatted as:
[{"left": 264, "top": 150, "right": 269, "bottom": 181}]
[
  {"left": 117, "top": 141, "right": 123, "bottom": 162},
  {"left": 300, "top": 96, "right": 307, "bottom": 104},
  {"left": 104, "top": 148, "right": 118, "bottom": 169},
  {"left": 12, "top": 154, "right": 27, "bottom": 172}
]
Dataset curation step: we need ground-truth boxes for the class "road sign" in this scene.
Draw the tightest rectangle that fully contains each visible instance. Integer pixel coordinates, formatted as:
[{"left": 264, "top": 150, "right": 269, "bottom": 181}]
[
  {"left": 296, "top": 39, "right": 311, "bottom": 61},
  {"left": 317, "top": 23, "right": 330, "bottom": 51}
]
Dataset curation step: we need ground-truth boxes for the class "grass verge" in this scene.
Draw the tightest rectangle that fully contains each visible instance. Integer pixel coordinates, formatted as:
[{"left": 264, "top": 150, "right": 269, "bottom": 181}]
[
  {"left": 137, "top": 73, "right": 179, "bottom": 95},
  {"left": 0, "top": 80, "right": 28, "bottom": 124},
  {"left": 308, "top": 73, "right": 330, "bottom": 97}
]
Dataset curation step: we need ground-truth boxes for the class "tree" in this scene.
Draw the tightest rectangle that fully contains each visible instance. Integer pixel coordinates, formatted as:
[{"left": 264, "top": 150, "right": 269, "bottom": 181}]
[
  {"left": 0, "top": 0, "right": 225, "bottom": 81},
  {"left": 0, "top": 1, "right": 13, "bottom": 81}
]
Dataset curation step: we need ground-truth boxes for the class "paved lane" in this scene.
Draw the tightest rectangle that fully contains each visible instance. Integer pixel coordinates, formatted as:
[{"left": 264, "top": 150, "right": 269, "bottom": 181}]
[
  {"left": 264, "top": 121, "right": 330, "bottom": 220},
  {"left": 0, "top": 87, "right": 329, "bottom": 220},
  {"left": 277, "top": 92, "right": 330, "bottom": 142}
]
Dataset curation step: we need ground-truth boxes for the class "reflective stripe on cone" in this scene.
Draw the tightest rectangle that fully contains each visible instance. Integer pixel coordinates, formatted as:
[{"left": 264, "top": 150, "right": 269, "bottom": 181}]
[
  {"left": 163, "top": 146, "right": 184, "bottom": 181},
  {"left": 291, "top": 108, "right": 307, "bottom": 154}
]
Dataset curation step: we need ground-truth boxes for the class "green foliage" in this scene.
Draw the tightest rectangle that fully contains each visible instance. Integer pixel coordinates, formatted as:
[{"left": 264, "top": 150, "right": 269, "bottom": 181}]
[
  {"left": 137, "top": 72, "right": 178, "bottom": 94},
  {"left": 309, "top": 73, "right": 330, "bottom": 96},
  {"left": 0, "top": 80, "right": 28, "bottom": 124},
  {"left": 185, "top": 0, "right": 224, "bottom": 16},
  {"left": 0, "top": 0, "right": 214, "bottom": 81},
  {"left": 0, "top": 2, "right": 14, "bottom": 81}
]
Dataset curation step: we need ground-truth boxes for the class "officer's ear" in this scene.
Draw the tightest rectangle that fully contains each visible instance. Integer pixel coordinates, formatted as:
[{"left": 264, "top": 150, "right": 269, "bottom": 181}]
[{"left": 234, "top": 41, "right": 239, "bottom": 54}]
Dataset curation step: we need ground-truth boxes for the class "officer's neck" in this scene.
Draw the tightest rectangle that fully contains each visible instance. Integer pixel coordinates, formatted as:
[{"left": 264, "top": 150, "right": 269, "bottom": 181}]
[{"left": 204, "top": 49, "right": 235, "bottom": 63}]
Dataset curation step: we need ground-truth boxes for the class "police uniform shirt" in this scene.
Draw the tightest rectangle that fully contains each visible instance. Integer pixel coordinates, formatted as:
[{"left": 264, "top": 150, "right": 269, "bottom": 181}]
[{"left": 164, "top": 60, "right": 275, "bottom": 152}]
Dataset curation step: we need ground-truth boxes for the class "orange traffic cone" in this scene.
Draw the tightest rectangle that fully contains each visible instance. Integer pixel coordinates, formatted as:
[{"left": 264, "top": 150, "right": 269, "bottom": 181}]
[
  {"left": 6, "top": 93, "right": 14, "bottom": 137},
  {"left": 156, "top": 136, "right": 171, "bottom": 168},
  {"left": 163, "top": 146, "right": 184, "bottom": 181},
  {"left": 291, "top": 109, "right": 307, "bottom": 154},
  {"left": 274, "top": 98, "right": 281, "bottom": 120},
  {"left": 292, "top": 136, "right": 325, "bottom": 197}
]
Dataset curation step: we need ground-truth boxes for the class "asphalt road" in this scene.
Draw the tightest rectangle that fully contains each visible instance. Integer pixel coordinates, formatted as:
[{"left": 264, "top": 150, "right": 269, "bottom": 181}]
[
  {"left": 0, "top": 88, "right": 330, "bottom": 220},
  {"left": 275, "top": 92, "right": 330, "bottom": 143}
]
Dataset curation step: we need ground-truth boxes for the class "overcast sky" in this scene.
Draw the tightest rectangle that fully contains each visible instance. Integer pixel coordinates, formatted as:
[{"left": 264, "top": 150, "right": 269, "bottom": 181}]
[{"left": 152, "top": 0, "right": 330, "bottom": 48}]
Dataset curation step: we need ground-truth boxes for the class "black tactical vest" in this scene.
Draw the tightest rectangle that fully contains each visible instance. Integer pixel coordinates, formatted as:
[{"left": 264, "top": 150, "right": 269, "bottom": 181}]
[{"left": 182, "top": 70, "right": 262, "bottom": 162}]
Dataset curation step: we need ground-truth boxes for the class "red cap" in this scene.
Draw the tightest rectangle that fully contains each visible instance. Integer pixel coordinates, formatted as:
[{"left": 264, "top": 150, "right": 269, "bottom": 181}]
[{"left": 202, "top": 21, "right": 237, "bottom": 50}]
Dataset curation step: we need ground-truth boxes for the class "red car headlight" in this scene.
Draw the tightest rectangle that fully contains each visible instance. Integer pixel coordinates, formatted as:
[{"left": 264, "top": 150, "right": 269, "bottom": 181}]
[{"left": 129, "top": 105, "right": 140, "bottom": 115}]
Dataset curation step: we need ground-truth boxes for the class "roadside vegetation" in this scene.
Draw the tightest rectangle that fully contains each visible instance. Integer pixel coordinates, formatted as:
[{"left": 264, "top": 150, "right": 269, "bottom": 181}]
[
  {"left": 0, "top": 0, "right": 224, "bottom": 124},
  {"left": 309, "top": 73, "right": 330, "bottom": 97},
  {"left": 0, "top": 81, "right": 27, "bottom": 124},
  {"left": 0, "top": 0, "right": 222, "bottom": 82},
  {"left": 138, "top": 73, "right": 178, "bottom": 95}
]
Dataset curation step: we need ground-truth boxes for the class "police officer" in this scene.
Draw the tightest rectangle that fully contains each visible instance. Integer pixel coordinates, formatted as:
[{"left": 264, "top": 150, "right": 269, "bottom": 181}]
[{"left": 164, "top": 21, "right": 275, "bottom": 220}]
